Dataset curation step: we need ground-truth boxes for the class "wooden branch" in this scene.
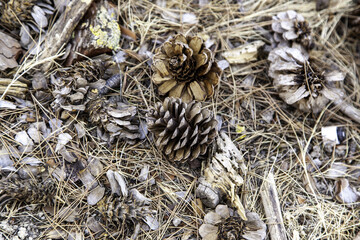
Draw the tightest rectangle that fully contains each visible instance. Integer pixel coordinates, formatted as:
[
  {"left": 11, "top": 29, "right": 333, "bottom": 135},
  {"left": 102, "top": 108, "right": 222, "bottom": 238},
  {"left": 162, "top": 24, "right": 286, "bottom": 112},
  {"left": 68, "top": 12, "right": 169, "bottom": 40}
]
[
  {"left": 260, "top": 172, "right": 287, "bottom": 240},
  {"left": 39, "top": 0, "right": 93, "bottom": 71}
]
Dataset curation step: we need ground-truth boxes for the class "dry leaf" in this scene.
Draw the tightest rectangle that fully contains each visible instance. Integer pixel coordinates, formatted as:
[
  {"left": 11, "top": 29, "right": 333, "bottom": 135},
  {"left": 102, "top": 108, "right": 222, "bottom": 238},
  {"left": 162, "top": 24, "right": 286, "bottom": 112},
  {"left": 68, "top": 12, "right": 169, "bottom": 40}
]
[
  {"left": 0, "top": 30, "right": 21, "bottom": 70},
  {"left": 106, "top": 169, "right": 128, "bottom": 197},
  {"left": 0, "top": 100, "right": 17, "bottom": 109},
  {"left": 222, "top": 41, "right": 265, "bottom": 64},
  {"left": 79, "top": 168, "right": 98, "bottom": 190},
  {"left": 335, "top": 179, "right": 360, "bottom": 206},
  {"left": 55, "top": 133, "right": 72, "bottom": 152},
  {"left": 87, "top": 185, "right": 105, "bottom": 205}
]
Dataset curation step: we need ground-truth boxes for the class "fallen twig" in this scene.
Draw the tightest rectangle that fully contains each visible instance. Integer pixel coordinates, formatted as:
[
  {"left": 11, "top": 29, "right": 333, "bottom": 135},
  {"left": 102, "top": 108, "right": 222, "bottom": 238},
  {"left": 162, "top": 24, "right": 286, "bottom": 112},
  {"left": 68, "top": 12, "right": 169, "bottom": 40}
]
[{"left": 260, "top": 171, "right": 287, "bottom": 240}]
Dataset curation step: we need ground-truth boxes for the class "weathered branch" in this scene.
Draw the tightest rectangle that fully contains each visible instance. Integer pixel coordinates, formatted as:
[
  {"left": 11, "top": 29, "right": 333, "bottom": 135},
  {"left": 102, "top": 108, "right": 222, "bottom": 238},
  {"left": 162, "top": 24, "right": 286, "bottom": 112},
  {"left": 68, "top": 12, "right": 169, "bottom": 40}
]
[
  {"left": 260, "top": 172, "right": 287, "bottom": 240},
  {"left": 39, "top": 0, "right": 93, "bottom": 71}
]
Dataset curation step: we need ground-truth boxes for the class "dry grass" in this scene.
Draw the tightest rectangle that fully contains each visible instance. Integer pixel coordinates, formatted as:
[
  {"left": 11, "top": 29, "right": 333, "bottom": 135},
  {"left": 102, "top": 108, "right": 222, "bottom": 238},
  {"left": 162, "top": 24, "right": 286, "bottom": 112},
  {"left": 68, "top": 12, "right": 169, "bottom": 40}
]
[{"left": 0, "top": 0, "right": 359, "bottom": 239}]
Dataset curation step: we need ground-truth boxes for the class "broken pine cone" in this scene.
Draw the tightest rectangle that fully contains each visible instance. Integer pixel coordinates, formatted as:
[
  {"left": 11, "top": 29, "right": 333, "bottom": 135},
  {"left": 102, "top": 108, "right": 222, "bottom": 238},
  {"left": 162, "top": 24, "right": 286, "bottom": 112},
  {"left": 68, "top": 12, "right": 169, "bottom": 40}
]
[
  {"left": 268, "top": 45, "right": 346, "bottom": 114},
  {"left": 50, "top": 56, "right": 114, "bottom": 114},
  {"left": 199, "top": 205, "right": 266, "bottom": 240},
  {"left": 272, "top": 10, "right": 313, "bottom": 49},
  {"left": 152, "top": 34, "right": 221, "bottom": 102},
  {"left": 0, "top": 176, "right": 56, "bottom": 206},
  {"left": 147, "top": 97, "right": 218, "bottom": 163},
  {"left": 86, "top": 92, "right": 145, "bottom": 144}
]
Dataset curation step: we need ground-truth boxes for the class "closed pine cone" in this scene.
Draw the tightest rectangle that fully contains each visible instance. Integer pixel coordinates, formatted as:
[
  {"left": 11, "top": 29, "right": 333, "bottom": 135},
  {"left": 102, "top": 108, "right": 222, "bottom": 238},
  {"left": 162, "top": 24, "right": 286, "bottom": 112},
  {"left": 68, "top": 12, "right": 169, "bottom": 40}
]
[
  {"left": 268, "top": 45, "right": 345, "bottom": 113},
  {"left": 0, "top": 177, "right": 55, "bottom": 205},
  {"left": 272, "top": 10, "right": 312, "bottom": 48},
  {"left": 87, "top": 94, "right": 143, "bottom": 142},
  {"left": 152, "top": 34, "right": 222, "bottom": 102},
  {"left": 147, "top": 97, "right": 217, "bottom": 163}
]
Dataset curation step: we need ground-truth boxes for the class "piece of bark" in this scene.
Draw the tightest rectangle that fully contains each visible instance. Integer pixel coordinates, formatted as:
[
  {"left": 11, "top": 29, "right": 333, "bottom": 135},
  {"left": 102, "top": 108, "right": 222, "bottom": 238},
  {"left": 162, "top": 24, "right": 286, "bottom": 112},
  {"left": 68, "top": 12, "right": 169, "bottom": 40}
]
[
  {"left": 0, "top": 78, "right": 28, "bottom": 98},
  {"left": 0, "top": 31, "right": 22, "bottom": 70},
  {"left": 65, "top": 1, "right": 121, "bottom": 65},
  {"left": 260, "top": 172, "right": 287, "bottom": 240},
  {"left": 39, "top": 0, "right": 93, "bottom": 71}
]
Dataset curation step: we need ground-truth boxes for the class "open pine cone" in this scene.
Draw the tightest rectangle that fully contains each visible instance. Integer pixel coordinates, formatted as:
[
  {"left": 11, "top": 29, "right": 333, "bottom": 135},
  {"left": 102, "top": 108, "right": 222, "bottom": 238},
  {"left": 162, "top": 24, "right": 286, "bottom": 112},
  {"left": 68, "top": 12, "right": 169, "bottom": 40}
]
[
  {"left": 272, "top": 10, "right": 312, "bottom": 48},
  {"left": 147, "top": 97, "right": 217, "bottom": 163},
  {"left": 199, "top": 205, "right": 266, "bottom": 240},
  {"left": 86, "top": 93, "right": 145, "bottom": 143},
  {"left": 268, "top": 45, "right": 346, "bottom": 113},
  {"left": 152, "top": 34, "right": 221, "bottom": 102}
]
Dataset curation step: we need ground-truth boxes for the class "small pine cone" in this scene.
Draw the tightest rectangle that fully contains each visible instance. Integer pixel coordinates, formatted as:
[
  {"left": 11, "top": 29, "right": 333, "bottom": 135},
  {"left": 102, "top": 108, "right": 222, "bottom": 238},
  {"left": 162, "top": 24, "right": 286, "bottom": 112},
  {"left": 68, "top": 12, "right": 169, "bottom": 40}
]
[
  {"left": 147, "top": 97, "right": 218, "bottom": 163},
  {"left": 218, "top": 217, "right": 244, "bottom": 240},
  {"left": 272, "top": 10, "right": 312, "bottom": 48},
  {"left": 268, "top": 45, "right": 346, "bottom": 113},
  {"left": 87, "top": 94, "right": 144, "bottom": 142},
  {"left": 97, "top": 194, "right": 151, "bottom": 229},
  {"left": 0, "top": 177, "right": 56, "bottom": 205},
  {"left": 152, "top": 34, "right": 222, "bottom": 102},
  {"left": 199, "top": 206, "right": 266, "bottom": 240}
]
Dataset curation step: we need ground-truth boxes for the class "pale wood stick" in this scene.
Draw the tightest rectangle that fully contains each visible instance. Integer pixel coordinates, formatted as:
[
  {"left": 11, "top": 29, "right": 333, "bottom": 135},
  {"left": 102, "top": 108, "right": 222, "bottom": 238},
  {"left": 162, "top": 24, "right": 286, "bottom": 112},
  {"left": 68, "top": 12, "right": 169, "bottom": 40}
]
[
  {"left": 260, "top": 171, "right": 287, "bottom": 240},
  {"left": 40, "top": 0, "right": 93, "bottom": 71}
]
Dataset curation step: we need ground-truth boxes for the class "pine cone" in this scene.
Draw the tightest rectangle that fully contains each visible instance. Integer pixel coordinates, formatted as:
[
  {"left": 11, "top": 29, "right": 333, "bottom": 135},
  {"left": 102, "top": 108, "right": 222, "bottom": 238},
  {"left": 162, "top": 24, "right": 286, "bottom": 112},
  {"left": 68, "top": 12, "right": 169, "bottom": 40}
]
[
  {"left": 152, "top": 34, "right": 221, "bottom": 102},
  {"left": 147, "top": 97, "right": 218, "bottom": 162},
  {"left": 97, "top": 194, "right": 152, "bottom": 233},
  {"left": 272, "top": 10, "right": 312, "bottom": 48},
  {"left": 268, "top": 45, "right": 346, "bottom": 113},
  {"left": 199, "top": 205, "right": 266, "bottom": 240},
  {"left": 86, "top": 94, "right": 144, "bottom": 143},
  {"left": 0, "top": 177, "right": 56, "bottom": 205},
  {"left": 218, "top": 217, "right": 244, "bottom": 240},
  {"left": 50, "top": 57, "right": 113, "bottom": 114}
]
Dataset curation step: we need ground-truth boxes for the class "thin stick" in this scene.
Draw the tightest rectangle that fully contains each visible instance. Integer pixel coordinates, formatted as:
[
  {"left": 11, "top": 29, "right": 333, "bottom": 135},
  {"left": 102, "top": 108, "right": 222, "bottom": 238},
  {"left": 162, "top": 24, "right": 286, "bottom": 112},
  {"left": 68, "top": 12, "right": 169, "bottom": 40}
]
[{"left": 260, "top": 172, "right": 287, "bottom": 240}]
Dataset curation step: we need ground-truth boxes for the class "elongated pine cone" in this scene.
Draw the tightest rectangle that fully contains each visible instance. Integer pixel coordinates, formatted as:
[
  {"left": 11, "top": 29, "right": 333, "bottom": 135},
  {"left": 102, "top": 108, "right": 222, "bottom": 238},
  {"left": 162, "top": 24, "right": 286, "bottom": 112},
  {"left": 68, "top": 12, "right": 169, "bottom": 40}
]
[
  {"left": 272, "top": 10, "right": 312, "bottom": 48},
  {"left": 152, "top": 34, "right": 221, "bottom": 102},
  {"left": 0, "top": 177, "right": 55, "bottom": 205},
  {"left": 86, "top": 94, "right": 144, "bottom": 143},
  {"left": 147, "top": 97, "right": 217, "bottom": 162},
  {"left": 268, "top": 45, "right": 346, "bottom": 113}
]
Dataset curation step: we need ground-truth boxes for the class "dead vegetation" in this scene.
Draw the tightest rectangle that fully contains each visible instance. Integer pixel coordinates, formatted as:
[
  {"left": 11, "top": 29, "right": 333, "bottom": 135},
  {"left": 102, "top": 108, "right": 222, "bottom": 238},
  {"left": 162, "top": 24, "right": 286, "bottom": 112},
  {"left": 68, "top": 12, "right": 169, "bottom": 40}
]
[{"left": 0, "top": 0, "right": 360, "bottom": 239}]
